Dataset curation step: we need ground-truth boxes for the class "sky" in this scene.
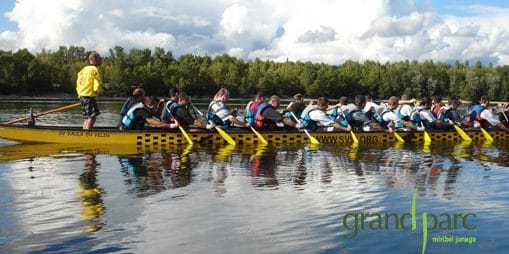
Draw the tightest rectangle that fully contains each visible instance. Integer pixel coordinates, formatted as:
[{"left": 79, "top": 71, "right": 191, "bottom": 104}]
[{"left": 1, "top": 0, "right": 509, "bottom": 65}]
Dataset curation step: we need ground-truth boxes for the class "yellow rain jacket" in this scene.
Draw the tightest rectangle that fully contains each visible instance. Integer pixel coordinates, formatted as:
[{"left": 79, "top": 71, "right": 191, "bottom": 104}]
[{"left": 76, "top": 66, "right": 102, "bottom": 97}]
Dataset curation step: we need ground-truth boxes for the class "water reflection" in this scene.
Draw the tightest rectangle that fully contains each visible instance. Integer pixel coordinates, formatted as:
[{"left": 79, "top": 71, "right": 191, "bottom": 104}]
[
  {"left": 118, "top": 145, "right": 195, "bottom": 197},
  {"left": 78, "top": 154, "right": 105, "bottom": 233},
  {"left": 247, "top": 145, "right": 278, "bottom": 188},
  {"left": 1, "top": 141, "right": 509, "bottom": 253},
  {"left": 210, "top": 144, "right": 236, "bottom": 196}
]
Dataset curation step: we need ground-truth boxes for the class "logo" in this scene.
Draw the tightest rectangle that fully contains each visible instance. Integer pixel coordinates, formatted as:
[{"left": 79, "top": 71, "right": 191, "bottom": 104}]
[{"left": 342, "top": 188, "right": 477, "bottom": 254}]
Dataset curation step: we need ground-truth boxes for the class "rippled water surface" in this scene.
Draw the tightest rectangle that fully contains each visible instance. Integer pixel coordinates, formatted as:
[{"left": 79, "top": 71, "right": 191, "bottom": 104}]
[{"left": 1, "top": 101, "right": 509, "bottom": 253}]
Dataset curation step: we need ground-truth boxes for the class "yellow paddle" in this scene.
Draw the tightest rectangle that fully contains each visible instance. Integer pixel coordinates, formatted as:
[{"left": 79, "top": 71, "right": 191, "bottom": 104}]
[
  {"left": 235, "top": 111, "right": 268, "bottom": 145},
  {"left": 423, "top": 130, "right": 432, "bottom": 145},
  {"left": 393, "top": 131, "right": 405, "bottom": 143},
  {"left": 350, "top": 130, "right": 359, "bottom": 144},
  {"left": 339, "top": 110, "right": 358, "bottom": 144},
  {"left": 250, "top": 126, "right": 268, "bottom": 145},
  {"left": 419, "top": 123, "right": 431, "bottom": 145},
  {"left": 178, "top": 125, "right": 194, "bottom": 145},
  {"left": 4, "top": 102, "right": 81, "bottom": 124},
  {"left": 210, "top": 121, "right": 236, "bottom": 145},
  {"left": 289, "top": 111, "right": 320, "bottom": 145},
  {"left": 480, "top": 127, "right": 494, "bottom": 143},
  {"left": 453, "top": 125, "right": 471, "bottom": 142}
]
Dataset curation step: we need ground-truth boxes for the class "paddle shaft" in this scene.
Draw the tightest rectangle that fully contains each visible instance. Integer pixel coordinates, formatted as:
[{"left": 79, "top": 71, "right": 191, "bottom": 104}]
[
  {"left": 502, "top": 111, "right": 509, "bottom": 122},
  {"left": 234, "top": 111, "right": 268, "bottom": 145},
  {"left": 191, "top": 103, "right": 204, "bottom": 117},
  {"left": 4, "top": 102, "right": 81, "bottom": 124},
  {"left": 289, "top": 111, "right": 319, "bottom": 144},
  {"left": 208, "top": 120, "right": 236, "bottom": 145},
  {"left": 176, "top": 119, "right": 193, "bottom": 145},
  {"left": 338, "top": 109, "right": 358, "bottom": 144},
  {"left": 251, "top": 126, "right": 268, "bottom": 145}
]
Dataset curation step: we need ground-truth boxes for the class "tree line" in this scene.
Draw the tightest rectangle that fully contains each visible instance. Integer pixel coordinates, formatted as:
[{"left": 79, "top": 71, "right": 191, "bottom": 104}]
[{"left": 1, "top": 45, "right": 509, "bottom": 100}]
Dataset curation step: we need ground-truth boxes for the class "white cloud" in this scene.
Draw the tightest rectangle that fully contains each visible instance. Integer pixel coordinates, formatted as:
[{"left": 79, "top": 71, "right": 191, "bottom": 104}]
[
  {"left": 298, "top": 26, "right": 336, "bottom": 44},
  {"left": 0, "top": 0, "right": 509, "bottom": 65}
]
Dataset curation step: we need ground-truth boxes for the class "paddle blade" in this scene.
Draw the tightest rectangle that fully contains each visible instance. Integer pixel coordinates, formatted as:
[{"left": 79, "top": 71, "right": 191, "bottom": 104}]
[
  {"left": 309, "top": 135, "right": 320, "bottom": 145},
  {"left": 289, "top": 111, "right": 319, "bottom": 145},
  {"left": 303, "top": 129, "right": 319, "bottom": 145},
  {"left": 251, "top": 127, "right": 268, "bottom": 145},
  {"left": 453, "top": 125, "right": 471, "bottom": 142},
  {"left": 215, "top": 127, "right": 236, "bottom": 145},
  {"left": 424, "top": 131, "right": 432, "bottom": 145},
  {"left": 480, "top": 127, "right": 494, "bottom": 143},
  {"left": 394, "top": 132, "right": 405, "bottom": 143},
  {"left": 350, "top": 131, "right": 359, "bottom": 144},
  {"left": 179, "top": 126, "right": 193, "bottom": 145}
]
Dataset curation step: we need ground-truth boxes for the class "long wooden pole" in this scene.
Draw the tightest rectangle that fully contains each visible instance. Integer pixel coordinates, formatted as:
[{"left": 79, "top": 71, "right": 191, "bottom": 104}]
[{"left": 4, "top": 102, "right": 81, "bottom": 125}]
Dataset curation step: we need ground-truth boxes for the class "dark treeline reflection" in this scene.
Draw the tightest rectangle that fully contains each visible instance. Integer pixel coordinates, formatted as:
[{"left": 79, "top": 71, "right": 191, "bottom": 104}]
[{"left": 109, "top": 141, "right": 509, "bottom": 198}]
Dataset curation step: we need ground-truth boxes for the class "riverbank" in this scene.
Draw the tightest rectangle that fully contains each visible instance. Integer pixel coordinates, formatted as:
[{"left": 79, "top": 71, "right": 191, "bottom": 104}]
[
  {"left": 0, "top": 94, "right": 284, "bottom": 103},
  {"left": 0, "top": 93, "right": 125, "bottom": 102}
]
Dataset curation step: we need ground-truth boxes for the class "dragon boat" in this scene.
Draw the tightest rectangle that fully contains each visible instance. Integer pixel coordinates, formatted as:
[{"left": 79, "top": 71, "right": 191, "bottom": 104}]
[{"left": 1, "top": 124, "right": 507, "bottom": 147}]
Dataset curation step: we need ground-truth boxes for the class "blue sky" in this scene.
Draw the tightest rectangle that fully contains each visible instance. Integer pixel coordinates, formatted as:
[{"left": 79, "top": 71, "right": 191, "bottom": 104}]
[
  {"left": 4, "top": 0, "right": 507, "bottom": 30},
  {"left": 431, "top": 0, "right": 509, "bottom": 14},
  {"left": 1, "top": 0, "right": 509, "bottom": 65},
  {"left": 0, "top": 1, "right": 15, "bottom": 30}
]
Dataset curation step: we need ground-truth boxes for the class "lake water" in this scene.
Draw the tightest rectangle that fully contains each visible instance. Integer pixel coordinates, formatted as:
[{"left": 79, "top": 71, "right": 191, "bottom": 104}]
[{"left": 1, "top": 101, "right": 509, "bottom": 253}]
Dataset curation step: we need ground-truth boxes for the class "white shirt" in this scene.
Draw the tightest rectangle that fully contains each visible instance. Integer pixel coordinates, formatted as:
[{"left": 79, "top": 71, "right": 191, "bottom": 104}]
[
  {"left": 419, "top": 109, "right": 437, "bottom": 123},
  {"left": 480, "top": 109, "right": 501, "bottom": 126},
  {"left": 309, "top": 109, "right": 334, "bottom": 126},
  {"left": 398, "top": 104, "right": 413, "bottom": 118},
  {"left": 382, "top": 111, "right": 401, "bottom": 123},
  {"left": 364, "top": 101, "right": 380, "bottom": 113},
  {"left": 209, "top": 100, "right": 232, "bottom": 122}
]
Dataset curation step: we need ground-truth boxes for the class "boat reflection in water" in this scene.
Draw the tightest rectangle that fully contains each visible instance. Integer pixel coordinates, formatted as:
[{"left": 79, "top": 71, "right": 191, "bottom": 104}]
[
  {"left": 2, "top": 141, "right": 509, "bottom": 195},
  {"left": 1, "top": 140, "right": 509, "bottom": 253}
]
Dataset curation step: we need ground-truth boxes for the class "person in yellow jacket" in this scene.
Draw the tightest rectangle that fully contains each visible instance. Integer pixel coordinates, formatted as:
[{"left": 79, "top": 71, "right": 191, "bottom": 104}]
[{"left": 76, "top": 52, "right": 103, "bottom": 129}]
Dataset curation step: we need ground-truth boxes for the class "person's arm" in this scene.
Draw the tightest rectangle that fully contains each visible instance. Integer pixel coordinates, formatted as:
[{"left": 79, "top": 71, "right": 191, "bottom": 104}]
[
  {"left": 176, "top": 108, "right": 215, "bottom": 130},
  {"left": 139, "top": 109, "right": 177, "bottom": 129},
  {"left": 228, "top": 115, "right": 250, "bottom": 127},
  {"left": 331, "top": 121, "right": 352, "bottom": 131},
  {"left": 193, "top": 119, "right": 215, "bottom": 129},
  {"left": 311, "top": 110, "right": 351, "bottom": 131},
  {"left": 424, "top": 110, "right": 451, "bottom": 128},
  {"left": 145, "top": 117, "right": 177, "bottom": 129},
  {"left": 384, "top": 111, "right": 417, "bottom": 131},
  {"left": 92, "top": 67, "right": 102, "bottom": 95}
]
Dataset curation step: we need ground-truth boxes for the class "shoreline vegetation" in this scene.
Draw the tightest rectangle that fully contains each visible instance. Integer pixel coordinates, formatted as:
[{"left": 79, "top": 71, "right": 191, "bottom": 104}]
[
  {"left": 1, "top": 46, "right": 509, "bottom": 102},
  {"left": 2, "top": 95, "right": 508, "bottom": 108}
]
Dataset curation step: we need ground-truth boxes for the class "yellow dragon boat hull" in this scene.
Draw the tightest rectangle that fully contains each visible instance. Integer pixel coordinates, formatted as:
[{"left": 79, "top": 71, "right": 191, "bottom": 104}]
[{"left": 1, "top": 124, "right": 508, "bottom": 147}]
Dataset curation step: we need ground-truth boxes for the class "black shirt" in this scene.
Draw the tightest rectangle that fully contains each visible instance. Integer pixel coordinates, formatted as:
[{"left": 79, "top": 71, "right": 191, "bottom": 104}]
[
  {"left": 261, "top": 107, "right": 283, "bottom": 123},
  {"left": 173, "top": 106, "right": 196, "bottom": 127},
  {"left": 126, "top": 107, "right": 153, "bottom": 130},
  {"left": 288, "top": 102, "right": 306, "bottom": 117}
]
